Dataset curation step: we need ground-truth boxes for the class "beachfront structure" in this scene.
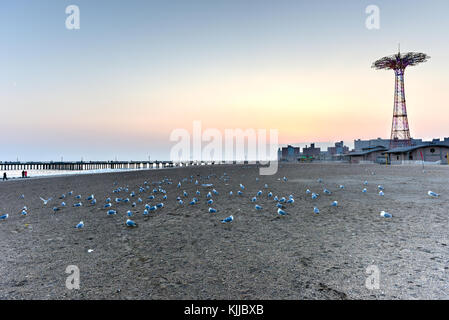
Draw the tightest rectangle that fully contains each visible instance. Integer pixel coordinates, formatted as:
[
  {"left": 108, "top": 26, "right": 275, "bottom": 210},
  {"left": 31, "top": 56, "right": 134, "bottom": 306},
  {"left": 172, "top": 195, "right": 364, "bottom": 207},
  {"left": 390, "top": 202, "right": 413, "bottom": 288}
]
[
  {"left": 348, "top": 146, "right": 388, "bottom": 164},
  {"left": 372, "top": 48, "right": 430, "bottom": 149},
  {"left": 385, "top": 143, "right": 449, "bottom": 164}
]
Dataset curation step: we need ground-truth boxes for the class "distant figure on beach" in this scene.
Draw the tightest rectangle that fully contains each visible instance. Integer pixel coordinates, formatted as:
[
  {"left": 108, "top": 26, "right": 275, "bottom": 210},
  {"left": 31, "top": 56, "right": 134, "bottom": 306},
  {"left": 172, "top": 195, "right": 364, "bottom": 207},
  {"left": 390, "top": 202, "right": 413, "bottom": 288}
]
[
  {"left": 21, "top": 170, "right": 25, "bottom": 178},
  {"left": 24, "top": 170, "right": 28, "bottom": 178},
  {"left": 2, "top": 172, "right": 7, "bottom": 181}
]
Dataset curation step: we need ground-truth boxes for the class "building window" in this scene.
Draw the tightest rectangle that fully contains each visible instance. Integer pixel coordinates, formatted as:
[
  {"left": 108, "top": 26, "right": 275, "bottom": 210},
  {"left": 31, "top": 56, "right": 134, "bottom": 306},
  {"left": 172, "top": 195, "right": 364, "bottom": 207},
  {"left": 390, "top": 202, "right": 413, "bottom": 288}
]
[
  {"left": 430, "top": 148, "right": 435, "bottom": 153},
  {"left": 397, "top": 156, "right": 399, "bottom": 160}
]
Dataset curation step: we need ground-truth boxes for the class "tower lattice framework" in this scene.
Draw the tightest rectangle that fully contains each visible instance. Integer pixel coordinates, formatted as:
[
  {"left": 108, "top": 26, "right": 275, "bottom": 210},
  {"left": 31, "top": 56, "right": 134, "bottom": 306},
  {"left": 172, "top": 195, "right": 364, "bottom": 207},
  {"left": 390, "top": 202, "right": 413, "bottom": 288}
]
[{"left": 372, "top": 49, "right": 429, "bottom": 149}]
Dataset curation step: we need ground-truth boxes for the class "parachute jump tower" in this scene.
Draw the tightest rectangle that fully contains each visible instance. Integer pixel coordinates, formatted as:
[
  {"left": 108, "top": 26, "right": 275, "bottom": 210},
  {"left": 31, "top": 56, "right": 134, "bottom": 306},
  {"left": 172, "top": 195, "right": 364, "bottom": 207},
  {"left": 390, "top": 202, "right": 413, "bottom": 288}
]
[{"left": 372, "top": 47, "right": 429, "bottom": 149}]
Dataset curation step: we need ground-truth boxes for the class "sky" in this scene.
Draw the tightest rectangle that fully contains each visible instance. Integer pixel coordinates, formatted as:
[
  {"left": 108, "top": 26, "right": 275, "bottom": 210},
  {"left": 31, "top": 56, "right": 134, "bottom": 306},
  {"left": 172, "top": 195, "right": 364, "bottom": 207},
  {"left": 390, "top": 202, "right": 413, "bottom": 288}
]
[{"left": 1, "top": 0, "right": 449, "bottom": 161}]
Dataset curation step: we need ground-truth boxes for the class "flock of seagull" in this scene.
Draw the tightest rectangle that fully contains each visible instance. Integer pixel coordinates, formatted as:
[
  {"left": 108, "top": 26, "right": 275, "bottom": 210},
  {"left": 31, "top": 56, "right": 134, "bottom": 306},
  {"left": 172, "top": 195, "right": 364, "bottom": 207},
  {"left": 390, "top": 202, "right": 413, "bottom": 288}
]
[{"left": 0, "top": 170, "right": 442, "bottom": 226}]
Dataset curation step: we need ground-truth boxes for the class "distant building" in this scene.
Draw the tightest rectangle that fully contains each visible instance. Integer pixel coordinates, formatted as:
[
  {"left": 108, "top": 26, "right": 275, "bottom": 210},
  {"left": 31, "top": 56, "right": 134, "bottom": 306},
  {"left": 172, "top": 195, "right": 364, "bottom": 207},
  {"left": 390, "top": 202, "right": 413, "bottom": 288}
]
[
  {"left": 354, "top": 138, "right": 424, "bottom": 151},
  {"left": 279, "top": 145, "right": 300, "bottom": 162},
  {"left": 303, "top": 143, "right": 321, "bottom": 158},
  {"left": 327, "top": 141, "right": 350, "bottom": 156}
]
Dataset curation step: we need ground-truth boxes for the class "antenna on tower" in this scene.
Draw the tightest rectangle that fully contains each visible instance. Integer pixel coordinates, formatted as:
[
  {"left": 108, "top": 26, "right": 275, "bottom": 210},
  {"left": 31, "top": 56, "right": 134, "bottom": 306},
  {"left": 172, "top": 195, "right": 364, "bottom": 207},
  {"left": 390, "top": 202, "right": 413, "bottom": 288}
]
[{"left": 398, "top": 43, "right": 400, "bottom": 54}]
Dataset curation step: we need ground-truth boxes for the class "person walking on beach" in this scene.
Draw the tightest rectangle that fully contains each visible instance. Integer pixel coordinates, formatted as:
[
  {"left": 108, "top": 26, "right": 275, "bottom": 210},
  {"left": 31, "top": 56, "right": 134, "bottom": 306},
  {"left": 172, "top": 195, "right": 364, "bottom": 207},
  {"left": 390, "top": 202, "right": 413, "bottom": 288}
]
[
  {"left": 21, "top": 170, "right": 25, "bottom": 178},
  {"left": 2, "top": 172, "right": 7, "bottom": 181}
]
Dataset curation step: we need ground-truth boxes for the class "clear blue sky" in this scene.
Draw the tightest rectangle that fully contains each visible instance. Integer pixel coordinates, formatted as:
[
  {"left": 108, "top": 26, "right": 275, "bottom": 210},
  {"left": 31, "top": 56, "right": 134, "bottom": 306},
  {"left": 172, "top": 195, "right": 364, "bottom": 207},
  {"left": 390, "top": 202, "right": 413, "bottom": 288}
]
[{"left": 1, "top": 0, "right": 448, "bottom": 161}]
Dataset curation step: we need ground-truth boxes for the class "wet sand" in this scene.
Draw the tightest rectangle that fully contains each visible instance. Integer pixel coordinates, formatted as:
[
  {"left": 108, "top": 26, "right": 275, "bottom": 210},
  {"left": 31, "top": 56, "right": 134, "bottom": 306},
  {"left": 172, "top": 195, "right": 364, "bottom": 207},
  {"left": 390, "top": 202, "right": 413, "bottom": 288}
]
[{"left": 0, "top": 163, "right": 448, "bottom": 299}]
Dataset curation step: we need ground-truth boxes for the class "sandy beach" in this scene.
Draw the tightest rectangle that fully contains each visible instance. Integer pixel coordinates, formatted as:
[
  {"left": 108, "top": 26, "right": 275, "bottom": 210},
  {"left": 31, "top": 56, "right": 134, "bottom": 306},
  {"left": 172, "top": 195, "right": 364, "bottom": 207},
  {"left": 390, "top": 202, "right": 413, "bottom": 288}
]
[{"left": 0, "top": 163, "right": 448, "bottom": 300}]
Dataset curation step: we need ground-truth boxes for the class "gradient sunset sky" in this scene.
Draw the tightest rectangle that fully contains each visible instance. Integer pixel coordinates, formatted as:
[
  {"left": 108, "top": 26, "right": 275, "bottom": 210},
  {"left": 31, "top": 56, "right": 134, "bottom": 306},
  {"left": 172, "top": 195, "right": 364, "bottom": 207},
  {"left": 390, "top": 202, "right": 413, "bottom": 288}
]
[{"left": 1, "top": 0, "right": 448, "bottom": 161}]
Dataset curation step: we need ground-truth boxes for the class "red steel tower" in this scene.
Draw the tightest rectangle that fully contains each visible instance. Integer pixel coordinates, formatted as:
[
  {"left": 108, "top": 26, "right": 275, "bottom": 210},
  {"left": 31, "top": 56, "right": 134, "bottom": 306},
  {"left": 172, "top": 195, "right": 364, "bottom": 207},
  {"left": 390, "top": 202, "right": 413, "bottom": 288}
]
[{"left": 372, "top": 48, "right": 429, "bottom": 149}]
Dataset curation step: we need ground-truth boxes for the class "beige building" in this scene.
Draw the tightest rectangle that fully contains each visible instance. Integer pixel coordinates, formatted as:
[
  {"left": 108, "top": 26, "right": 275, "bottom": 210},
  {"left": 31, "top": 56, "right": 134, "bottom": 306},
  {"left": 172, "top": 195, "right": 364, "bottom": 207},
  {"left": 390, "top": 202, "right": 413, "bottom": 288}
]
[{"left": 385, "top": 144, "right": 449, "bottom": 164}]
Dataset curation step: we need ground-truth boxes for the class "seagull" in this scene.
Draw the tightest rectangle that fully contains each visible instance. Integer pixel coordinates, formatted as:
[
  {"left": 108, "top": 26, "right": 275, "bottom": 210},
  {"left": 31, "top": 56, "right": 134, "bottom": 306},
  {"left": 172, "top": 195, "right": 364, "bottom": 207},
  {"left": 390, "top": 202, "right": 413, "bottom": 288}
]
[
  {"left": 212, "top": 189, "right": 219, "bottom": 195},
  {"left": 264, "top": 184, "right": 268, "bottom": 189},
  {"left": 313, "top": 207, "right": 320, "bottom": 214},
  {"left": 276, "top": 203, "right": 283, "bottom": 208},
  {"left": 178, "top": 199, "right": 184, "bottom": 205},
  {"left": 75, "top": 221, "right": 84, "bottom": 229},
  {"left": 362, "top": 188, "right": 367, "bottom": 193},
  {"left": 137, "top": 198, "right": 143, "bottom": 203},
  {"left": 91, "top": 199, "right": 97, "bottom": 205},
  {"left": 306, "top": 189, "right": 311, "bottom": 194},
  {"left": 148, "top": 195, "right": 155, "bottom": 200},
  {"left": 317, "top": 178, "right": 322, "bottom": 183},
  {"left": 331, "top": 201, "right": 338, "bottom": 207},
  {"left": 339, "top": 185, "right": 345, "bottom": 189},
  {"left": 127, "top": 210, "right": 133, "bottom": 217},
  {"left": 53, "top": 207, "right": 60, "bottom": 212},
  {"left": 122, "top": 198, "right": 130, "bottom": 203},
  {"left": 59, "top": 194, "right": 66, "bottom": 199},
  {"left": 239, "top": 184, "right": 245, "bottom": 190},
  {"left": 277, "top": 208, "right": 287, "bottom": 216},
  {"left": 39, "top": 197, "right": 52, "bottom": 205},
  {"left": 183, "top": 191, "right": 188, "bottom": 197},
  {"left": 126, "top": 219, "right": 137, "bottom": 227},
  {"left": 283, "top": 176, "right": 288, "bottom": 182},
  {"left": 238, "top": 191, "right": 243, "bottom": 196},
  {"left": 196, "top": 190, "right": 201, "bottom": 195},
  {"left": 428, "top": 191, "right": 439, "bottom": 198},
  {"left": 106, "top": 197, "right": 111, "bottom": 203},
  {"left": 207, "top": 199, "right": 213, "bottom": 205},
  {"left": 323, "top": 189, "right": 331, "bottom": 195},
  {"left": 221, "top": 215, "right": 234, "bottom": 223},
  {"left": 156, "top": 203, "right": 164, "bottom": 208},
  {"left": 251, "top": 197, "right": 257, "bottom": 202},
  {"left": 364, "top": 181, "right": 368, "bottom": 185},
  {"left": 379, "top": 191, "right": 384, "bottom": 196},
  {"left": 255, "top": 204, "right": 262, "bottom": 210},
  {"left": 0, "top": 214, "right": 8, "bottom": 220},
  {"left": 149, "top": 206, "right": 157, "bottom": 211},
  {"left": 19, "top": 194, "right": 25, "bottom": 199},
  {"left": 287, "top": 198, "right": 294, "bottom": 204},
  {"left": 311, "top": 193, "right": 318, "bottom": 199},
  {"left": 86, "top": 194, "right": 94, "bottom": 201},
  {"left": 115, "top": 198, "right": 122, "bottom": 203},
  {"left": 21, "top": 209, "right": 27, "bottom": 215},
  {"left": 279, "top": 197, "right": 286, "bottom": 203},
  {"left": 104, "top": 203, "right": 112, "bottom": 208},
  {"left": 268, "top": 192, "right": 273, "bottom": 198},
  {"left": 378, "top": 185, "right": 384, "bottom": 191},
  {"left": 61, "top": 202, "right": 66, "bottom": 207},
  {"left": 73, "top": 202, "right": 82, "bottom": 207},
  {"left": 229, "top": 191, "right": 233, "bottom": 196},
  {"left": 143, "top": 209, "right": 149, "bottom": 216},
  {"left": 208, "top": 208, "right": 217, "bottom": 213},
  {"left": 380, "top": 211, "right": 392, "bottom": 218},
  {"left": 75, "top": 195, "right": 81, "bottom": 199},
  {"left": 107, "top": 209, "right": 117, "bottom": 215}
]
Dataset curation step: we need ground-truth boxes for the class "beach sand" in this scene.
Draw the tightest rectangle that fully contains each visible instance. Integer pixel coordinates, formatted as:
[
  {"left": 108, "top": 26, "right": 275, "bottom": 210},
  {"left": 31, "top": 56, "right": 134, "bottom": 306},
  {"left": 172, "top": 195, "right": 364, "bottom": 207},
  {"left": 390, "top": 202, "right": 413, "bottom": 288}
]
[{"left": 0, "top": 163, "right": 448, "bottom": 300}]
